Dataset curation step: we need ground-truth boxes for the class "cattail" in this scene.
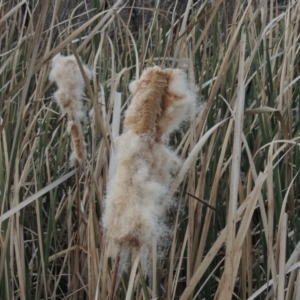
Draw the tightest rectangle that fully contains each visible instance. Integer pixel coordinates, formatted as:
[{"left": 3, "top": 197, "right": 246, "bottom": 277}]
[
  {"left": 49, "top": 53, "right": 91, "bottom": 166},
  {"left": 103, "top": 66, "right": 196, "bottom": 271},
  {"left": 49, "top": 53, "right": 92, "bottom": 120}
]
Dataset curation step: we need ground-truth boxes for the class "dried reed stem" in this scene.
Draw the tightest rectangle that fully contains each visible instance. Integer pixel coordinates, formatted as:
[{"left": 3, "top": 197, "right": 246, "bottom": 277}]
[{"left": 109, "top": 252, "right": 121, "bottom": 300}]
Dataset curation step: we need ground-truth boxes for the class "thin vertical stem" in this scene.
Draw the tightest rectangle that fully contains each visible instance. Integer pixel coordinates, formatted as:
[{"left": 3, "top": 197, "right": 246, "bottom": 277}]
[{"left": 109, "top": 252, "right": 121, "bottom": 300}]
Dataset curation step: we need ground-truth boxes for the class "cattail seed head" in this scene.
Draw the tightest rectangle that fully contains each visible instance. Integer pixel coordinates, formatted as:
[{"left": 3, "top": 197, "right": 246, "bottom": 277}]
[
  {"left": 67, "top": 120, "right": 86, "bottom": 166},
  {"left": 49, "top": 53, "right": 92, "bottom": 91},
  {"left": 126, "top": 67, "right": 196, "bottom": 142},
  {"left": 125, "top": 67, "right": 169, "bottom": 137},
  {"left": 49, "top": 53, "right": 92, "bottom": 120},
  {"left": 103, "top": 66, "right": 196, "bottom": 273},
  {"left": 53, "top": 90, "right": 84, "bottom": 119}
]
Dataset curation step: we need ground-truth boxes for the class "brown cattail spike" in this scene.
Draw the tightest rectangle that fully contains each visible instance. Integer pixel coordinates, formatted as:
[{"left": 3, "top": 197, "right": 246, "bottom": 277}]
[
  {"left": 68, "top": 121, "right": 85, "bottom": 166},
  {"left": 124, "top": 67, "right": 168, "bottom": 137}
]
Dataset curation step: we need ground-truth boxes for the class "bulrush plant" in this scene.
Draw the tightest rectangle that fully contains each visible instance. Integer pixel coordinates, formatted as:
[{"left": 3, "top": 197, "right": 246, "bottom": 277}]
[
  {"left": 49, "top": 53, "right": 92, "bottom": 166},
  {"left": 103, "top": 66, "right": 196, "bottom": 278}
]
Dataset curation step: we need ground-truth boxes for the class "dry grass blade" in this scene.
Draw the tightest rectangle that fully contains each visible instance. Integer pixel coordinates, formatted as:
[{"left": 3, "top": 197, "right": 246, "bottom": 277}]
[
  {"left": 215, "top": 32, "right": 247, "bottom": 300},
  {"left": 169, "top": 119, "right": 228, "bottom": 196},
  {"left": 278, "top": 213, "right": 287, "bottom": 299},
  {"left": 244, "top": 107, "right": 289, "bottom": 140},
  {"left": 0, "top": 0, "right": 26, "bottom": 28},
  {"left": 76, "top": 0, "right": 124, "bottom": 53},
  {"left": 179, "top": 229, "right": 227, "bottom": 300},
  {"left": 266, "top": 141, "right": 277, "bottom": 293},
  {"left": 0, "top": 169, "right": 78, "bottom": 223},
  {"left": 109, "top": 252, "right": 121, "bottom": 300},
  {"left": 247, "top": 224, "right": 300, "bottom": 300},
  {"left": 125, "top": 255, "right": 140, "bottom": 300}
]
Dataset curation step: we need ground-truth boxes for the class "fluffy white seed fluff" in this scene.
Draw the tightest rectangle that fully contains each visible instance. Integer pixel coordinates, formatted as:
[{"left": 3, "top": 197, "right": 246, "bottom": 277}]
[
  {"left": 158, "top": 68, "right": 196, "bottom": 136},
  {"left": 49, "top": 53, "right": 92, "bottom": 119}
]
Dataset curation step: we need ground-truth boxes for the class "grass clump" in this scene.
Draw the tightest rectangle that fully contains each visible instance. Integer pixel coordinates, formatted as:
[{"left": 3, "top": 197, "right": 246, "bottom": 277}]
[{"left": 1, "top": 0, "right": 300, "bottom": 299}]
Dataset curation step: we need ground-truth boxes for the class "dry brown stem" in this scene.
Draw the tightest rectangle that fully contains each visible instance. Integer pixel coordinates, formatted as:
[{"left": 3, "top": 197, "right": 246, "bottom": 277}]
[{"left": 109, "top": 252, "right": 121, "bottom": 300}]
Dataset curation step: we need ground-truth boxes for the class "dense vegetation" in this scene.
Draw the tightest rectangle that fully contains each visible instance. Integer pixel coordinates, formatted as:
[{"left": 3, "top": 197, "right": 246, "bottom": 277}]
[{"left": 1, "top": 0, "right": 300, "bottom": 299}]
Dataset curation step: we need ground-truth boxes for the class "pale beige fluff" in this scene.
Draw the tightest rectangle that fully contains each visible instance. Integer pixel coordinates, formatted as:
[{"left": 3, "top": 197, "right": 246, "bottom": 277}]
[
  {"left": 103, "top": 66, "right": 196, "bottom": 271},
  {"left": 103, "top": 132, "right": 170, "bottom": 258},
  {"left": 49, "top": 53, "right": 92, "bottom": 119},
  {"left": 49, "top": 54, "right": 91, "bottom": 167},
  {"left": 157, "top": 68, "right": 196, "bottom": 139}
]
